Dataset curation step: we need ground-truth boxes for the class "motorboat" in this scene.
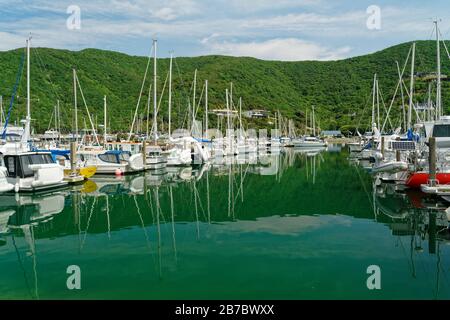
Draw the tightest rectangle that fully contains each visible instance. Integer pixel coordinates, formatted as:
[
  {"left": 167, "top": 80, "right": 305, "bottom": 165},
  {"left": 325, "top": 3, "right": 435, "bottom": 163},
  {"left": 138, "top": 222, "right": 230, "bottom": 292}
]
[
  {"left": 3, "top": 152, "right": 67, "bottom": 192},
  {"left": 79, "top": 150, "right": 144, "bottom": 175}
]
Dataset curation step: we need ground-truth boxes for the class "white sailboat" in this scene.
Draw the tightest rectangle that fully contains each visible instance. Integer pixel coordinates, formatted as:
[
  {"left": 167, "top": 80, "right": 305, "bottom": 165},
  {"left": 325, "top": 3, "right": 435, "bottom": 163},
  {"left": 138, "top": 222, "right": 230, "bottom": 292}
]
[
  {"left": 293, "top": 106, "right": 327, "bottom": 148},
  {"left": 2, "top": 37, "right": 67, "bottom": 192},
  {"left": 144, "top": 39, "right": 167, "bottom": 171},
  {"left": 74, "top": 70, "right": 144, "bottom": 175}
]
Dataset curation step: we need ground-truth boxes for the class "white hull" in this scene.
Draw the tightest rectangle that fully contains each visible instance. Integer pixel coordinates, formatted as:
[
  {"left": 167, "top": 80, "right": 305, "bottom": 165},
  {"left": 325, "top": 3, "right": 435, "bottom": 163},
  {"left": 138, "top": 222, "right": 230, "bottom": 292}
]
[{"left": 371, "top": 161, "right": 408, "bottom": 174}]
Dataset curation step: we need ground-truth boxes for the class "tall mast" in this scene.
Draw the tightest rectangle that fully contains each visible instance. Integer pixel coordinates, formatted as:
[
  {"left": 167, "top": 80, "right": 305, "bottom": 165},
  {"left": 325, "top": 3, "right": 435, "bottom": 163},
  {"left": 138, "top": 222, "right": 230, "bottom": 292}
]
[
  {"left": 22, "top": 36, "right": 31, "bottom": 144},
  {"left": 376, "top": 80, "right": 380, "bottom": 130},
  {"left": 153, "top": 39, "right": 158, "bottom": 143},
  {"left": 305, "top": 109, "right": 308, "bottom": 136},
  {"left": 312, "top": 106, "right": 316, "bottom": 136},
  {"left": 435, "top": 20, "right": 442, "bottom": 119},
  {"left": 73, "top": 69, "right": 78, "bottom": 143},
  {"left": 205, "top": 79, "right": 208, "bottom": 139},
  {"left": 57, "top": 99, "right": 60, "bottom": 138},
  {"left": 226, "top": 89, "right": 231, "bottom": 146},
  {"left": 192, "top": 69, "right": 197, "bottom": 133},
  {"left": 239, "top": 97, "right": 243, "bottom": 139},
  {"left": 103, "top": 95, "right": 107, "bottom": 146},
  {"left": 168, "top": 52, "right": 173, "bottom": 139},
  {"left": 372, "top": 74, "right": 376, "bottom": 130},
  {"left": 408, "top": 42, "right": 416, "bottom": 130},
  {"left": 230, "top": 82, "right": 233, "bottom": 109}
]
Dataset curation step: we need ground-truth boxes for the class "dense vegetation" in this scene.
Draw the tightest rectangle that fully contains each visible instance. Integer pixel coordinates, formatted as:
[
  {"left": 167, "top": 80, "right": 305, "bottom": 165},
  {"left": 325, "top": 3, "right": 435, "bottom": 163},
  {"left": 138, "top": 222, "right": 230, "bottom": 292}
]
[{"left": 0, "top": 40, "right": 449, "bottom": 134}]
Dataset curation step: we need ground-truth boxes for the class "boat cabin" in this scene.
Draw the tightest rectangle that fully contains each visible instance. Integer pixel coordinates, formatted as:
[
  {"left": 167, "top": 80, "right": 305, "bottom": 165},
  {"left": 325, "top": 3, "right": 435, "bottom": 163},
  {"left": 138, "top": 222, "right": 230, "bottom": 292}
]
[{"left": 3, "top": 152, "right": 55, "bottom": 178}]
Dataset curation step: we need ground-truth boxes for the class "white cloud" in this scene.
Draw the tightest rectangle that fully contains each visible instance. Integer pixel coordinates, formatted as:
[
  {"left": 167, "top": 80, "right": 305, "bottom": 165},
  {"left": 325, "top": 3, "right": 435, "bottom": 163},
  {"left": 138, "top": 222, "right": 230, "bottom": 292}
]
[{"left": 203, "top": 38, "right": 352, "bottom": 61}]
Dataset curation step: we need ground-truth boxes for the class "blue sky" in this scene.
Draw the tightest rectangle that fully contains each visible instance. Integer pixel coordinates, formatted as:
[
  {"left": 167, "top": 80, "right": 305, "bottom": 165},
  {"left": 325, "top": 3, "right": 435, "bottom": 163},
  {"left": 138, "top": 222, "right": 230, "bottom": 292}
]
[{"left": 0, "top": 0, "right": 449, "bottom": 60}]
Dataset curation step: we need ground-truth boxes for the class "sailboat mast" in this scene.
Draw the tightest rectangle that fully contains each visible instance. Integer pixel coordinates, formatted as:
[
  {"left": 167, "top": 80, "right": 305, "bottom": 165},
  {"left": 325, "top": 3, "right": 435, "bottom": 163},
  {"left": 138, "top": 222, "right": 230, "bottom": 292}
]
[
  {"left": 239, "top": 97, "right": 243, "bottom": 138},
  {"left": 168, "top": 52, "right": 173, "bottom": 139},
  {"left": 312, "top": 106, "right": 316, "bottom": 136},
  {"left": 104, "top": 95, "right": 107, "bottom": 146},
  {"left": 226, "top": 89, "right": 231, "bottom": 146},
  {"left": 57, "top": 99, "right": 61, "bottom": 138},
  {"left": 435, "top": 20, "right": 442, "bottom": 119},
  {"left": 192, "top": 69, "right": 197, "bottom": 133},
  {"left": 372, "top": 74, "right": 376, "bottom": 129},
  {"left": 27, "top": 37, "right": 30, "bottom": 127},
  {"left": 73, "top": 69, "right": 78, "bottom": 143},
  {"left": 22, "top": 36, "right": 31, "bottom": 144},
  {"left": 205, "top": 79, "right": 208, "bottom": 139},
  {"left": 376, "top": 80, "right": 380, "bottom": 130},
  {"left": 408, "top": 42, "right": 416, "bottom": 130},
  {"left": 153, "top": 39, "right": 158, "bottom": 143},
  {"left": 305, "top": 109, "right": 308, "bottom": 136}
]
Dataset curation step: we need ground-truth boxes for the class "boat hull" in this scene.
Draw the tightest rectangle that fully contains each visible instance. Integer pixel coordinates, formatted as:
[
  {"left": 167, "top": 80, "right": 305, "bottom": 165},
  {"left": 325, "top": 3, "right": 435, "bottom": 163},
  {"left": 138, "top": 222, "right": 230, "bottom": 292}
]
[{"left": 406, "top": 172, "right": 450, "bottom": 189}]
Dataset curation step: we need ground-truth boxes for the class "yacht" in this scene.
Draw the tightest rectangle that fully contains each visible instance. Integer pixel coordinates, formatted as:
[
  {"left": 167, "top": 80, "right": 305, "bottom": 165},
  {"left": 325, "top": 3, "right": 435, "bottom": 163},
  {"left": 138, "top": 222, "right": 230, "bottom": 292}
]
[
  {"left": 3, "top": 151, "right": 67, "bottom": 192},
  {"left": 78, "top": 149, "right": 144, "bottom": 175},
  {"left": 0, "top": 38, "right": 67, "bottom": 193},
  {"left": 293, "top": 136, "right": 327, "bottom": 148}
]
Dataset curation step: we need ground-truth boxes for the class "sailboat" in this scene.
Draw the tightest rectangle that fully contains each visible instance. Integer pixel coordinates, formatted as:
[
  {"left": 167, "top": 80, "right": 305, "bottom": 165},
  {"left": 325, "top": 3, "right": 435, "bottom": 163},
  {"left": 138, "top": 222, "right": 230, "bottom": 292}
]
[
  {"left": 236, "top": 98, "right": 257, "bottom": 154},
  {"left": 2, "top": 37, "right": 67, "bottom": 192},
  {"left": 293, "top": 106, "right": 327, "bottom": 148},
  {"left": 405, "top": 21, "right": 450, "bottom": 188},
  {"left": 144, "top": 39, "right": 167, "bottom": 171},
  {"left": 75, "top": 71, "right": 144, "bottom": 175}
]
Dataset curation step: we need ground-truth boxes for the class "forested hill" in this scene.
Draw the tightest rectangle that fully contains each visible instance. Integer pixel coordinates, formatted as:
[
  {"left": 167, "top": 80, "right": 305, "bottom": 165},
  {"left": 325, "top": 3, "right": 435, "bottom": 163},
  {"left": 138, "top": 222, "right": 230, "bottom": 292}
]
[{"left": 0, "top": 40, "right": 448, "bottom": 133}]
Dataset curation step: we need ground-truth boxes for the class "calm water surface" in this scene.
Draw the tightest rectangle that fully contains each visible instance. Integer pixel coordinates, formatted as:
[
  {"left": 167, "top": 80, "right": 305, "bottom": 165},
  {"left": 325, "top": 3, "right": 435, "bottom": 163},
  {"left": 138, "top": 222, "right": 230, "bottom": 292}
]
[{"left": 1, "top": 147, "right": 450, "bottom": 299}]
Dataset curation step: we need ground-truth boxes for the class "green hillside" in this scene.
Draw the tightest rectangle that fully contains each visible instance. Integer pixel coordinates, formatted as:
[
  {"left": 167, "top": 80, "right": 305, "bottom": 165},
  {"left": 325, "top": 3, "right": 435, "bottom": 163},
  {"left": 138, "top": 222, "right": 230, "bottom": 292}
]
[{"left": 0, "top": 40, "right": 449, "bottom": 134}]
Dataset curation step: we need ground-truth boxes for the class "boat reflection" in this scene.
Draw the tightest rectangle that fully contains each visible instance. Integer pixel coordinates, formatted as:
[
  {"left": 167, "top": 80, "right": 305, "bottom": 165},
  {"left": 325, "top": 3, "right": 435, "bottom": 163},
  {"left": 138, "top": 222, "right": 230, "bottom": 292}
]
[{"left": 374, "top": 182, "right": 450, "bottom": 298}]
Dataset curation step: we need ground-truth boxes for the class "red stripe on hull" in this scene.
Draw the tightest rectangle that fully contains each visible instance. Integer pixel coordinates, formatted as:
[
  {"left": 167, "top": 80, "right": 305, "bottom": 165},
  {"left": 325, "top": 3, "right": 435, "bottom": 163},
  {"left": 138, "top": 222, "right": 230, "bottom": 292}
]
[{"left": 406, "top": 172, "right": 450, "bottom": 188}]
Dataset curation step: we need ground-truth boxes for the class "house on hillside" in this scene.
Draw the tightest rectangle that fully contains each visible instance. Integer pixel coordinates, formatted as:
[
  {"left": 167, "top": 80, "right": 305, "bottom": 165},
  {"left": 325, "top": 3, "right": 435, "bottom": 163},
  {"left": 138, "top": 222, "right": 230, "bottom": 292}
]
[
  {"left": 242, "top": 109, "right": 269, "bottom": 119},
  {"left": 321, "top": 130, "right": 342, "bottom": 138}
]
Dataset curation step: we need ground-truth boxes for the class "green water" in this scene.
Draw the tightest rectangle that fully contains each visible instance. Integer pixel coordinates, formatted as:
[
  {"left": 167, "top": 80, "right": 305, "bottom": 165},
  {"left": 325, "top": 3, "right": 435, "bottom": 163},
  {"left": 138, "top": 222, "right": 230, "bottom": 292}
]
[{"left": 1, "top": 147, "right": 450, "bottom": 300}]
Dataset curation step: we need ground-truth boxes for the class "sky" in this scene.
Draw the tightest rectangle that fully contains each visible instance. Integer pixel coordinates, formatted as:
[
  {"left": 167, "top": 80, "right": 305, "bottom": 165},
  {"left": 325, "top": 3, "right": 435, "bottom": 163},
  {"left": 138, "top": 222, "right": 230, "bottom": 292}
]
[{"left": 0, "top": 0, "right": 449, "bottom": 61}]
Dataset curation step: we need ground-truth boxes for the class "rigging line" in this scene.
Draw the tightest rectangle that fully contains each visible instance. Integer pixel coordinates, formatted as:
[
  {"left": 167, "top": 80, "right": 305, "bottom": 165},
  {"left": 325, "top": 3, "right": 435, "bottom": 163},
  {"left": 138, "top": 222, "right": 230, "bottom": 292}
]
[
  {"left": 133, "top": 195, "right": 152, "bottom": 251},
  {"left": 2, "top": 49, "right": 25, "bottom": 138},
  {"left": 81, "top": 196, "right": 97, "bottom": 250},
  {"left": 149, "top": 69, "right": 169, "bottom": 138},
  {"left": 173, "top": 58, "right": 192, "bottom": 129},
  {"left": 377, "top": 86, "right": 394, "bottom": 130},
  {"left": 128, "top": 43, "right": 154, "bottom": 141},
  {"left": 33, "top": 47, "right": 62, "bottom": 102},
  {"left": 355, "top": 79, "right": 377, "bottom": 131},
  {"left": 380, "top": 46, "right": 412, "bottom": 132},
  {"left": 75, "top": 73, "right": 100, "bottom": 146},
  {"left": 46, "top": 109, "right": 54, "bottom": 131},
  {"left": 11, "top": 235, "right": 33, "bottom": 298}
]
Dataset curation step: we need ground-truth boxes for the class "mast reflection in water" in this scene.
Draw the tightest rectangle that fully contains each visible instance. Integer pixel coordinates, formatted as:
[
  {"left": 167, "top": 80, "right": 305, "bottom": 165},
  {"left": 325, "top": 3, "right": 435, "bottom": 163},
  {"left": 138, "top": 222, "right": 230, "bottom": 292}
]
[{"left": 1, "top": 146, "right": 450, "bottom": 299}]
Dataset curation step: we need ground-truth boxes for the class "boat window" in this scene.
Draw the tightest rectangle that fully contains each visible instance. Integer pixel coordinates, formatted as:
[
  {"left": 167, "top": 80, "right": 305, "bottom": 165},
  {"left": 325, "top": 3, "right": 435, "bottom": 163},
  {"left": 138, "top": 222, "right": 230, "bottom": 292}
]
[
  {"left": 99, "top": 153, "right": 119, "bottom": 163},
  {"left": 29, "top": 154, "right": 54, "bottom": 165},
  {"left": 6, "top": 134, "right": 21, "bottom": 142},
  {"left": 432, "top": 124, "right": 450, "bottom": 138},
  {"left": 20, "top": 156, "right": 34, "bottom": 178},
  {"left": 120, "top": 153, "right": 130, "bottom": 161},
  {"left": 6, "top": 156, "right": 16, "bottom": 177}
]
